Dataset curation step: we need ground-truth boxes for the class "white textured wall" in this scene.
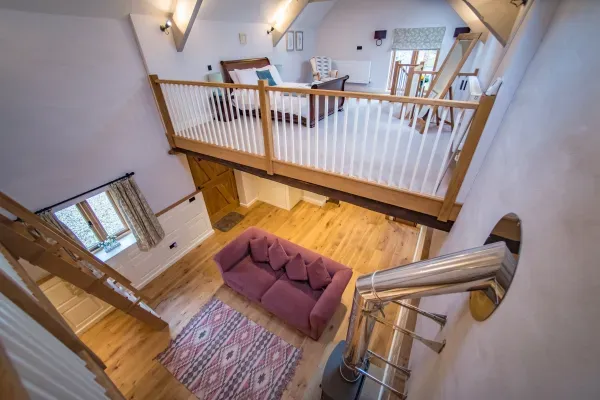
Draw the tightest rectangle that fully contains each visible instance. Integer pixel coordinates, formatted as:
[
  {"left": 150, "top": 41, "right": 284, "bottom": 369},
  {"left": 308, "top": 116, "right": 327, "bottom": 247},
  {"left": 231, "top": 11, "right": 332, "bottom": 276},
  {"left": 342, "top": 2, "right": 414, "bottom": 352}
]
[
  {"left": 456, "top": 1, "right": 560, "bottom": 201},
  {"left": 130, "top": 14, "right": 317, "bottom": 83},
  {"left": 408, "top": 1, "right": 600, "bottom": 398},
  {"left": 0, "top": 9, "right": 195, "bottom": 212},
  {"left": 235, "top": 171, "right": 322, "bottom": 210},
  {"left": 107, "top": 193, "right": 213, "bottom": 288},
  {"left": 315, "top": 0, "right": 465, "bottom": 92}
]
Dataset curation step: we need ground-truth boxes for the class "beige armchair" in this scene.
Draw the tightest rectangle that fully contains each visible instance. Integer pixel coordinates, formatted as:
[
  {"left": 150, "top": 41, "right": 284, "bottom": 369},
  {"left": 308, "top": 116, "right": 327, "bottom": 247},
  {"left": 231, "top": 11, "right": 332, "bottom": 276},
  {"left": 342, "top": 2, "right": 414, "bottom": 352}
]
[{"left": 310, "top": 56, "right": 339, "bottom": 81}]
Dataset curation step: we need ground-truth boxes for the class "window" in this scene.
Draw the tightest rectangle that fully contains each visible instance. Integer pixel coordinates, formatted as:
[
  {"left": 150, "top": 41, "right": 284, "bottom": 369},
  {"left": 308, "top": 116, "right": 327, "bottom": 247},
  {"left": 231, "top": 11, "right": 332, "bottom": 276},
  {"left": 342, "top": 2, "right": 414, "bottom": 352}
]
[
  {"left": 387, "top": 49, "right": 440, "bottom": 90},
  {"left": 55, "top": 191, "right": 129, "bottom": 251}
]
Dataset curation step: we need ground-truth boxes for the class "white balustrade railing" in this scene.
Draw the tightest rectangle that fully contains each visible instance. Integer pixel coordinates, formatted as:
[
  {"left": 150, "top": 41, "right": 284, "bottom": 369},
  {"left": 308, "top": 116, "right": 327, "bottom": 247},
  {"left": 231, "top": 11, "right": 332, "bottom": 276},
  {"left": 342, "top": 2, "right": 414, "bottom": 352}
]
[
  {"left": 153, "top": 78, "right": 482, "bottom": 201},
  {"left": 161, "top": 83, "right": 264, "bottom": 156},
  {"left": 266, "top": 89, "right": 476, "bottom": 197}
]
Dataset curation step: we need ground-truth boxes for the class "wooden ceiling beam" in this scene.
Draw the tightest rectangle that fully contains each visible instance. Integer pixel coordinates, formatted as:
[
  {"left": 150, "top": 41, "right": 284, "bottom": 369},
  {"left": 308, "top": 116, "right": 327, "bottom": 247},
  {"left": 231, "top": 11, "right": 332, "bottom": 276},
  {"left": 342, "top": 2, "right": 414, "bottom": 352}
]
[
  {"left": 171, "top": 0, "right": 204, "bottom": 52},
  {"left": 271, "top": 0, "right": 311, "bottom": 47}
]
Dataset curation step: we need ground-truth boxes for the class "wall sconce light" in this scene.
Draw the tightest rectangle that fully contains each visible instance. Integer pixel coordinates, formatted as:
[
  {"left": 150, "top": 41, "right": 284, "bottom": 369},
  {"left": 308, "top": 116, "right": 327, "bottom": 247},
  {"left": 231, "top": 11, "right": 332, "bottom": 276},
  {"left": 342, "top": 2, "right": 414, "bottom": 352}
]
[
  {"left": 267, "top": 26, "right": 275, "bottom": 35},
  {"left": 374, "top": 30, "right": 387, "bottom": 46},
  {"left": 160, "top": 19, "right": 172, "bottom": 35}
]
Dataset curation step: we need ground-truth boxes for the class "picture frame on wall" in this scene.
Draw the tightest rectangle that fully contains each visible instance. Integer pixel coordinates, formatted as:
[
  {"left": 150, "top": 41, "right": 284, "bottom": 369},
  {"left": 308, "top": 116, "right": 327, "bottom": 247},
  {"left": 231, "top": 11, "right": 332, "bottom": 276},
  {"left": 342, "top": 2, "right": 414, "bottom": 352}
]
[
  {"left": 295, "top": 31, "right": 304, "bottom": 51},
  {"left": 286, "top": 31, "right": 295, "bottom": 51}
]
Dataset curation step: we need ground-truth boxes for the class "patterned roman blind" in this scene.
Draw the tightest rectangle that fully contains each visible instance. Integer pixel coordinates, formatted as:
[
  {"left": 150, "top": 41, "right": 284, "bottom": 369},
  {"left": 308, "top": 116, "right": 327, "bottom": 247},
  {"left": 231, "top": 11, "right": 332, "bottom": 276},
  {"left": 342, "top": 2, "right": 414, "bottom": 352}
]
[{"left": 391, "top": 27, "right": 447, "bottom": 50}]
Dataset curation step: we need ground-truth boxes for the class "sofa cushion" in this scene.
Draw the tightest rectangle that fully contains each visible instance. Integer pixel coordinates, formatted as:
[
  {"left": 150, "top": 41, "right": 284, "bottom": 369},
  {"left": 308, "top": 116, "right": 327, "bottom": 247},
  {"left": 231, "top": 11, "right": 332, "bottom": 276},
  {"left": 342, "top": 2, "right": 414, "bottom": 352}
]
[
  {"left": 307, "top": 257, "right": 332, "bottom": 290},
  {"left": 268, "top": 239, "right": 289, "bottom": 270},
  {"left": 261, "top": 275, "right": 319, "bottom": 333},
  {"left": 286, "top": 253, "right": 307, "bottom": 281},
  {"left": 223, "top": 255, "right": 282, "bottom": 301},
  {"left": 279, "top": 274, "right": 323, "bottom": 302},
  {"left": 250, "top": 236, "right": 269, "bottom": 263}
]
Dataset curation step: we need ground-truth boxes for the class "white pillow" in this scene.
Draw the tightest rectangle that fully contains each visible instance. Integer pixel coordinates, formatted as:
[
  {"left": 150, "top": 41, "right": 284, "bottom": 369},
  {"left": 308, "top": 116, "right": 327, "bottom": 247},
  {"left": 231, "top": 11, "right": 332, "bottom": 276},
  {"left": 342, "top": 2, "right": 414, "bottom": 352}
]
[
  {"left": 234, "top": 68, "right": 259, "bottom": 85},
  {"left": 229, "top": 70, "right": 239, "bottom": 84},
  {"left": 256, "top": 65, "right": 284, "bottom": 86}
]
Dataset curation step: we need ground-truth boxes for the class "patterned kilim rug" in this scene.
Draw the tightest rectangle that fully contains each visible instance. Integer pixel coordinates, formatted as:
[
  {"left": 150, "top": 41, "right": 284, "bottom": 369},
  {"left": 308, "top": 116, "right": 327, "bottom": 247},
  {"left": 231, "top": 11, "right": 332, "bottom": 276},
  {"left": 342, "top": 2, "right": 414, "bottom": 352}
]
[{"left": 157, "top": 298, "right": 303, "bottom": 400}]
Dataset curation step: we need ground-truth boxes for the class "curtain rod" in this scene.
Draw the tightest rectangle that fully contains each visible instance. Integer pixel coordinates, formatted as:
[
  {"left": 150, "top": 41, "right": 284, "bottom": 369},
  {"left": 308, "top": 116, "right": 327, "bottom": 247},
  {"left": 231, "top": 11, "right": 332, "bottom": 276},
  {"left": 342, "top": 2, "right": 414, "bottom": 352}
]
[{"left": 35, "top": 172, "right": 135, "bottom": 215}]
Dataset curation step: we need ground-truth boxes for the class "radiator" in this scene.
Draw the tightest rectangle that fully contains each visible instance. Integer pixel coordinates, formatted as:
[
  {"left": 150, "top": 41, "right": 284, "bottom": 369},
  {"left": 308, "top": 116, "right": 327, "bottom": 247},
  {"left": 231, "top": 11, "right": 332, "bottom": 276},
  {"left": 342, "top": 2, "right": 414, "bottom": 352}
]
[{"left": 333, "top": 60, "right": 371, "bottom": 84}]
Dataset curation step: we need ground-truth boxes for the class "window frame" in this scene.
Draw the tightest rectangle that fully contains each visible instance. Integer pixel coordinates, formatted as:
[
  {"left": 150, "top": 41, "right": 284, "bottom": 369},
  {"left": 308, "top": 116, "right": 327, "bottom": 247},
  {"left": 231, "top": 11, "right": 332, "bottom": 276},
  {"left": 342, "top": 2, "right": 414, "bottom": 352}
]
[{"left": 57, "top": 191, "right": 130, "bottom": 252}]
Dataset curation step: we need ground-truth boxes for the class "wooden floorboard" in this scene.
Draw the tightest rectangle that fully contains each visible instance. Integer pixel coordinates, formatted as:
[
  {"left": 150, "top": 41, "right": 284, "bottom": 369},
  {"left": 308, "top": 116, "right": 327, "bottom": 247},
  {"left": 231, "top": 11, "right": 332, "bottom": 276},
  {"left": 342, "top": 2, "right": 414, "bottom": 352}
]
[{"left": 80, "top": 201, "right": 419, "bottom": 400}]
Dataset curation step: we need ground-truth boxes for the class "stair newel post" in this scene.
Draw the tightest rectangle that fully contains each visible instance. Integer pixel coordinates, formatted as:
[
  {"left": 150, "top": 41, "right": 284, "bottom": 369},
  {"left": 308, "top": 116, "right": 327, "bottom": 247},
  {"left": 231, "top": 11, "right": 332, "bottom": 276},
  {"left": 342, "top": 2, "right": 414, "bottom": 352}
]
[
  {"left": 148, "top": 74, "right": 177, "bottom": 150},
  {"left": 404, "top": 66, "right": 415, "bottom": 97},
  {"left": 390, "top": 61, "right": 401, "bottom": 96},
  {"left": 438, "top": 94, "right": 497, "bottom": 221},
  {"left": 258, "top": 79, "right": 275, "bottom": 175}
]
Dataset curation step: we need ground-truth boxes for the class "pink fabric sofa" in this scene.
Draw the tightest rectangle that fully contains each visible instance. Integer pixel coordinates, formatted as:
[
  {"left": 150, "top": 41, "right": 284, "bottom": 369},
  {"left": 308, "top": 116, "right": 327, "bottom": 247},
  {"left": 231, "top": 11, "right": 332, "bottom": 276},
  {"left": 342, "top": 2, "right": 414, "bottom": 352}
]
[{"left": 213, "top": 227, "right": 352, "bottom": 340}]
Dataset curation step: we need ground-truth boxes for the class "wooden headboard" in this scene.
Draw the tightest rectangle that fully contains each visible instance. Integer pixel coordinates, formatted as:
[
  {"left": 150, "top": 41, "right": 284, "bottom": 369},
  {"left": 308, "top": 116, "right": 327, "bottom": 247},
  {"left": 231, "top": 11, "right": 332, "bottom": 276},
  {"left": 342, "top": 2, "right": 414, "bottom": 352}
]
[{"left": 220, "top": 57, "right": 271, "bottom": 83}]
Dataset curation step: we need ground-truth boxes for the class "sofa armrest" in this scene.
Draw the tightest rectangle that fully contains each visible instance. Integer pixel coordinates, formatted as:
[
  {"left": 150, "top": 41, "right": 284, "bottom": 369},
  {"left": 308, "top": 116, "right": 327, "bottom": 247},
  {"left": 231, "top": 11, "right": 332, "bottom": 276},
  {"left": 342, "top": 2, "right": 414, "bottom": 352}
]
[
  {"left": 309, "top": 269, "right": 352, "bottom": 339},
  {"left": 213, "top": 228, "right": 255, "bottom": 274}
]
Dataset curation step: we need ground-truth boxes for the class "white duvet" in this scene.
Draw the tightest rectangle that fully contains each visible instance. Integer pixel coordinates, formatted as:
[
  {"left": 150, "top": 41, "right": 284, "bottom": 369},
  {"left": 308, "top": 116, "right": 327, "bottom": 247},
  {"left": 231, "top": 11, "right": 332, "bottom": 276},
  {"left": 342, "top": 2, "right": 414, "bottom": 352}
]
[{"left": 231, "top": 83, "right": 311, "bottom": 118}]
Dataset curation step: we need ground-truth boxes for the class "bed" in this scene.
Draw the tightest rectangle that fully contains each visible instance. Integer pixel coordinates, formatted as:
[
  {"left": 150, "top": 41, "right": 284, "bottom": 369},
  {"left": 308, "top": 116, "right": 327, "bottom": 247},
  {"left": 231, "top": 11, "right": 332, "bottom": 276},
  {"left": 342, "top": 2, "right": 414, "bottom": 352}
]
[{"left": 220, "top": 57, "right": 349, "bottom": 128}]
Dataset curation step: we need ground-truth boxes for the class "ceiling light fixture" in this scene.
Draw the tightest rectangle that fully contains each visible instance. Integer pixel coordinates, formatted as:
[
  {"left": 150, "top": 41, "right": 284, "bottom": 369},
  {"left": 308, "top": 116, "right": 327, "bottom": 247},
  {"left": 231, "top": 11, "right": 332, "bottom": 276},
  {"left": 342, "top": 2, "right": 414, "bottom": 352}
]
[{"left": 267, "top": 26, "right": 275, "bottom": 35}]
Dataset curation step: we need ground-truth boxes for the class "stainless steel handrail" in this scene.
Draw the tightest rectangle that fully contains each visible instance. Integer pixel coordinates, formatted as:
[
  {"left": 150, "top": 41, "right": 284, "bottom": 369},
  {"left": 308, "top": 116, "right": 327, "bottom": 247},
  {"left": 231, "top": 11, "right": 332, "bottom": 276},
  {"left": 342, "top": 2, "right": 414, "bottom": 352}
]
[
  {"left": 339, "top": 242, "right": 517, "bottom": 385},
  {"left": 392, "top": 300, "right": 447, "bottom": 327}
]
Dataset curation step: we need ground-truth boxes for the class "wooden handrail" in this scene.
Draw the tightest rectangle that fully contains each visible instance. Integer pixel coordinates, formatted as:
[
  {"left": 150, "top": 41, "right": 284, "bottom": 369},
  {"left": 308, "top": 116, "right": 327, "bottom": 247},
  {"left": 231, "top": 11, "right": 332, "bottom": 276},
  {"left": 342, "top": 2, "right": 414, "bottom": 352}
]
[
  {"left": 438, "top": 94, "right": 497, "bottom": 221},
  {"left": 399, "top": 69, "right": 478, "bottom": 78},
  {"left": 258, "top": 80, "right": 274, "bottom": 174},
  {"left": 395, "top": 62, "right": 423, "bottom": 68},
  {"left": 152, "top": 75, "right": 480, "bottom": 110},
  {"left": 153, "top": 78, "right": 258, "bottom": 90},
  {"left": 264, "top": 86, "right": 480, "bottom": 109},
  {"left": 149, "top": 74, "right": 176, "bottom": 149}
]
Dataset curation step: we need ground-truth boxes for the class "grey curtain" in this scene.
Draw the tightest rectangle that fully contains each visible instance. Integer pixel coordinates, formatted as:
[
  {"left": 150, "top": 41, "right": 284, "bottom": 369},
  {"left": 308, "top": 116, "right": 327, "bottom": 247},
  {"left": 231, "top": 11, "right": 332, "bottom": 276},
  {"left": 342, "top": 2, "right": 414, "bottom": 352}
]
[
  {"left": 391, "top": 27, "right": 446, "bottom": 50},
  {"left": 109, "top": 177, "right": 164, "bottom": 252}
]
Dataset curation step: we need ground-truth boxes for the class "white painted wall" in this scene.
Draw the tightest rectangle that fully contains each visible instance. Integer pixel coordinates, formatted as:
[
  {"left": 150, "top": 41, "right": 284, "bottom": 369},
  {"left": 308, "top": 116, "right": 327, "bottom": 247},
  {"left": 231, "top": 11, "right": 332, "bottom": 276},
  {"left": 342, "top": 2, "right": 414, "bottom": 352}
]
[
  {"left": 234, "top": 170, "right": 261, "bottom": 207},
  {"left": 456, "top": 0, "right": 560, "bottom": 201},
  {"left": 302, "top": 190, "right": 327, "bottom": 207},
  {"left": 234, "top": 170, "right": 324, "bottom": 210},
  {"left": 0, "top": 9, "right": 195, "bottom": 213},
  {"left": 408, "top": 1, "right": 600, "bottom": 398},
  {"left": 130, "top": 13, "right": 318, "bottom": 83},
  {"left": 107, "top": 193, "right": 213, "bottom": 287},
  {"left": 315, "top": 0, "right": 465, "bottom": 92}
]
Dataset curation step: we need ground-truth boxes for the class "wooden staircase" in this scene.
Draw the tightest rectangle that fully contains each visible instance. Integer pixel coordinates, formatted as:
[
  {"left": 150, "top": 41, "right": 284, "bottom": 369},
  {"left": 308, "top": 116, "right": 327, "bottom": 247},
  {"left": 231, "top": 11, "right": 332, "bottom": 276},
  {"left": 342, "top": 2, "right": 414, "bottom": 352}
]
[{"left": 0, "top": 191, "right": 167, "bottom": 330}]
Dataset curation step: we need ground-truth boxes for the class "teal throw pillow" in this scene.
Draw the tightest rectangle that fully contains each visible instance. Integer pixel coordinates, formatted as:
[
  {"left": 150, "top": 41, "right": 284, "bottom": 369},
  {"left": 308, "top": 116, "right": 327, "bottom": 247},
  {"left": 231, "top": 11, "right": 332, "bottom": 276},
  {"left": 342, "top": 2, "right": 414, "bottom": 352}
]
[{"left": 256, "top": 69, "right": 277, "bottom": 86}]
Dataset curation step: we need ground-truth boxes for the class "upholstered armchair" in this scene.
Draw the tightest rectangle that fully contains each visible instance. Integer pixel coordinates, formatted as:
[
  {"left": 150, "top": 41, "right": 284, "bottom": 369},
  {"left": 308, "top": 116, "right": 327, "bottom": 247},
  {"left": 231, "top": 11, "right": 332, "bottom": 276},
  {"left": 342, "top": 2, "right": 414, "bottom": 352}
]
[{"left": 310, "top": 56, "right": 339, "bottom": 81}]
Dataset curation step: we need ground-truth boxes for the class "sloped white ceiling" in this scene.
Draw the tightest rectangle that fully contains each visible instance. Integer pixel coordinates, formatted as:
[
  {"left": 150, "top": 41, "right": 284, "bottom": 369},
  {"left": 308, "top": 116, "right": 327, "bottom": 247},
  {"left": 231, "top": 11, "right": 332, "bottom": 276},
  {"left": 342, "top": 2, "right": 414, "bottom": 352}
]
[
  {"left": 0, "top": 0, "right": 174, "bottom": 18},
  {"left": 197, "top": 0, "right": 280, "bottom": 23},
  {"left": 0, "top": 0, "right": 336, "bottom": 27},
  {"left": 197, "top": 0, "right": 337, "bottom": 27},
  {"left": 291, "top": 0, "right": 337, "bottom": 28}
]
